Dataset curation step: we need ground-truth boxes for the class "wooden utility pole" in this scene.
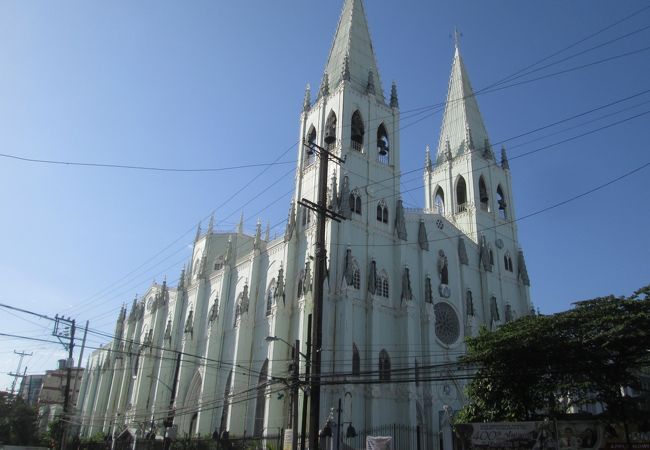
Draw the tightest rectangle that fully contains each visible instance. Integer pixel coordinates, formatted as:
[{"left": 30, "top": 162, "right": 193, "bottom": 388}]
[
  {"left": 301, "top": 137, "right": 344, "bottom": 450},
  {"left": 9, "top": 350, "right": 32, "bottom": 397},
  {"left": 53, "top": 315, "right": 76, "bottom": 450}
]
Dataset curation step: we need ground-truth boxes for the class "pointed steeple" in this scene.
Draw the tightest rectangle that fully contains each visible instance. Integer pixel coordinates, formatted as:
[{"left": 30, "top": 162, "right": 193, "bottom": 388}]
[
  {"left": 436, "top": 42, "right": 490, "bottom": 164},
  {"left": 323, "top": 0, "right": 384, "bottom": 101}
]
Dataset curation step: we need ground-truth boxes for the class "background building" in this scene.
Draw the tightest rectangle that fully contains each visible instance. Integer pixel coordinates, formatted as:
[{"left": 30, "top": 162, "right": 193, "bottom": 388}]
[{"left": 78, "top": 0, "right": 532, "bottom": 445}]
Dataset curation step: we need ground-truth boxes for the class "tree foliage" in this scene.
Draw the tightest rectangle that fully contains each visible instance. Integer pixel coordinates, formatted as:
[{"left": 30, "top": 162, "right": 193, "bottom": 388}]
[
  {"left": 0, "top": 392, "right": 41, "bottom": 445},
  {"left": 457, "top": 286, "right": 650, "bottom": 423}
]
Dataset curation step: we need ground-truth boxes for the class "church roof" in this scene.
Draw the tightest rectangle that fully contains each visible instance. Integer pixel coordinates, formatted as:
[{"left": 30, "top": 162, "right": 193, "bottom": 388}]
[
  {"left": 322, "top": 0, "right": 384, "bottom": 102},
  {"left": 436, "top": 44, "right": 490, "bottom": 164}
]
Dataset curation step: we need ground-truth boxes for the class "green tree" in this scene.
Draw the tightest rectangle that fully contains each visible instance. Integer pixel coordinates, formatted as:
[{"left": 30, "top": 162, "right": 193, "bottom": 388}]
[
  {"left": 457, "top": 285, "right": 650, "bottom": 423},
  {"left": 0, "top": 392, "right": 41, "bottom": 445}
]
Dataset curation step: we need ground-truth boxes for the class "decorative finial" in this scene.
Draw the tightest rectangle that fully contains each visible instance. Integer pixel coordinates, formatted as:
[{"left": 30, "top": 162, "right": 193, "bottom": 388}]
[
  {"left": 194, "top": 222, "right": 202, "bottom": 242},
  {"left": 319, "top": 72, "right": 330, "bottom": 98},
  {"left": 207, "top": 213, "right": 215, "bottom": 235},
  {"left": 254, "top": 219, "right": 262, "bottom": 249},
  {"left": 366, "top": 70, "right": 376, "bottom": 95},
  {"left": 285, "top": 200, "right": 296, "bottom": 242},
  {"left": 265, "top": 220, "right": 270, "bottom": 241},
  {"left": 237, "top": 212, "right": 244, "bottom": 234},
  {"left": 425, "top": 145, "right": 432, "bottom": 172},
  {"left": 342, "top": 53, "right": 350, "bottom": 82},
  {"left": 501, "top": 146, "right": 510, "bottom": 170},
  {"left": 390, "top": 81, "right": 399, "bottom": 108},
  {"left": 303, "top": 83, "right": 311, "bottom": 112}
]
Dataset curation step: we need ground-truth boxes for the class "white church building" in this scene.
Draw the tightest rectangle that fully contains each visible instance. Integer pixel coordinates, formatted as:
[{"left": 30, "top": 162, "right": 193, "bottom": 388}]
[{"left": 78, "top": 0, "right": 532, "bottom": 445}]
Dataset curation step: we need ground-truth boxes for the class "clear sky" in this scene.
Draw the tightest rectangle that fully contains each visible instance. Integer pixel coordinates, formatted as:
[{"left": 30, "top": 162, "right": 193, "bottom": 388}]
[{"left": 1, "top": 0, "right": 649, "bottom": 390}]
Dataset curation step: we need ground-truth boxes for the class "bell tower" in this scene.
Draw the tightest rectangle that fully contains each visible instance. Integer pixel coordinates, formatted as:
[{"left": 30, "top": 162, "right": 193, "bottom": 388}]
[
  {"left": 424, "top": 41, "right": 518, "bottom": 246},
  {"left": 293, "top": 0, "right": 401, "bottom": 227}
]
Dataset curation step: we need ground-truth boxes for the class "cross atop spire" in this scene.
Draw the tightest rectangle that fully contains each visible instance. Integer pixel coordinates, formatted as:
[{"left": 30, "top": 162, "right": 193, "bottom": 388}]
[
  {"left": 322, "top": 0, "right": 384, "bottom": 101},
  {"left": 452, "top": 27, "right": 463, "bottom": 50}
]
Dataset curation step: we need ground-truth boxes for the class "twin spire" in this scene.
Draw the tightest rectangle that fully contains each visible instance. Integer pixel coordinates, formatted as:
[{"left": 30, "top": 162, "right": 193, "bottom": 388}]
[
  {"left": 321, "top": 0, "right": 384, "bottom": 101},
  {"left": 435, "top": 40, "right": 491, "bottom": 164}
]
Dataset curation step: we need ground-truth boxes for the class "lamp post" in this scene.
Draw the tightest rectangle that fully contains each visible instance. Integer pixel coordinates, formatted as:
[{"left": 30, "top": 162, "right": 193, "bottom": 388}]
[{"left": 266, "top": 336, "right": 307, "bottom": 450}]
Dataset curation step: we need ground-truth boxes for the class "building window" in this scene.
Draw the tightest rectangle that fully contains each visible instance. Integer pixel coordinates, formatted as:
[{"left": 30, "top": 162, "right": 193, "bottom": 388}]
[
  {"left": 434, "top": 187, "right": 445, "bottom": 214},
  {"left": 379, "top": 349, "right": 391, "bottom": 381},
  {"left": 352, "top": 343, "right": 360, "bottom": 376},
  {"left": 497, "top": 185, "right": 507, "bottom": 219},
  {"left": 324, "top": 111, "right": 337, "bottom": 148},
  {"left": 377, "top": 124, "right": 390, "bottom": 165},
  {"left": 504, "top": 252, "right": 513, "bottom": 272},
  {"left": 424, "top": 276, "right": 433, "bottom": 303},
  {"left": 351, "top": 110, "right": 364, "bottom": 151},
  {"left": 305, "top": 126, "right": 317, "bottom": 166},
  {"left": 456, "top": 176, "right": 467, "bottom": 213},
  {"left": 466, "top": 290, "right": 474, "bottom": 316},
  {"left": 265, "top": 281, "right": 275, "bottom": 317},
  {"left": 350, "top": 191, "right": 362, "bottom": 215},
  {"left": 376, "top": 272, "right": 389, "bottom": 298},
  {"left": 479, "top": 176, "right": 490, "bottom": 212},
  {"left": 376, "top": 201, "right": 388, "bottom": 223}
]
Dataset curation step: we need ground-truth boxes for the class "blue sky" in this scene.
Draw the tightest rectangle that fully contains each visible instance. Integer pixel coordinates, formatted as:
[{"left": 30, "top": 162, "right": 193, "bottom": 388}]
[{"left": 1, "top": 1, "right": 649, "bottom": 389}]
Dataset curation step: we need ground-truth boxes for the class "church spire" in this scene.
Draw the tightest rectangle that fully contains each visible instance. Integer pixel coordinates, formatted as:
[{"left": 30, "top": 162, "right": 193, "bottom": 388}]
[
  {"left": 323, "top": 0, "right": 384, "bottom": 101},
  {"left": 436, "top": 40, "right": 490, "bottom": 164}
]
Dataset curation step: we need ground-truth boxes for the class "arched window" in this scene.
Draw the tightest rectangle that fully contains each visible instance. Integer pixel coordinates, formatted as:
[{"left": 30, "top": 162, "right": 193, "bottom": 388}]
[
  {"left": 379, "top": 349, "right": 391, "bottom": 381},
  {"left": 479, "top": 176, "right": 490, "bottom": 212},
  {"left": 424, "top": 276, "right": 433, "bottom": 303},
  {"left": 434, "top": 187, "right": 445, "bottom": 214},
  {"left": 377, "top": 123, "right": 390, "bottom": 164},
  {"left": 376, "top": 272, "right": 389, "bottom": 298},
  {"left": 350, "top": 190, "right": 362, "bottom": 215},
  {"left": 352, "top": 343, "right": 360, "bottom": 376},
  {"left": 497, "top": 185, "right": 507, "bottom": 219},
  {"left": 351, "top": 110, "right": 364, "bottom": 151},
  {"left": 266, "top": 279, "right": 275, "bottom": 317},
  {"left": 456, "top": 176, "right": 467, "bottom": 213},
  {"left": 504, "top": 252, "right": 513, "bottom": 272},
  {"left": 253, "top": 359, "right": 269, "bottom": 437},
  {"left": 466, "top": 290, "right": 474, "bottom": 316},
  {"left": 376, "top": 200, "right": 388, "bottom": 223},
  {"left": 305, "top": 126, "right": 317, "bottom": 166},
  {"left": 219, "top": 370, "right": 233, "bottom": 433},
  {"left": 324, "top": 111, "right": 337, "bottom": 147}
]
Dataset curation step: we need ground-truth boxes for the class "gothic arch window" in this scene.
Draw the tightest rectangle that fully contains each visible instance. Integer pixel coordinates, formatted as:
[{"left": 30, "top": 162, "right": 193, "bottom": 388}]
[
  {"left": 350, "top": 190, "right": 362, "bottom": 215},
  {"left": 479, "top": 176, "right": 490, "bottom": 212},
  {"left": 325, "top": 111, "right": 337, "bottom": 148},
  {"left": 305, "top": 126, "right": 317, "bottom": 166},
  {"left": 376, "top": 200, "right": 388, "bottom": 223},
  {"left": 377, "top": 123, "right": 390, "bottom": 164},
  {"left": 376, "top": 271, "right": 389, "bottom": 298},
  {"left": 504, "top": 252, "right": 513, "bottom": 272},
  {"left": 220, "top": 370, "right": 233, "bottom": 433},
  {"left": 301, "top": 206, "right": 311, "bottom": 227},
  {"left": 266, "top": 279, "right": 276, "bottom": 317},
  {"left": 424, "top": 276, "right": 433, "bottom": 303},
  {"left": 379, "top": 349, "right": 391, "bottom": 381},
  {"left": 434, "top": 186, "right": 445, "bottom": 214},
  {"left": 253, "top": 359, "right": 269, "bottom": 437},
  {"left": 456, "top": 176, "right": 467, "bottom": 213},
  {"left": 352, "top": 343, "right": 360, "bottom": 376},
  {"left": 466, "top": 290, "right": 475, "bottom": 316},
  {"left": 497, "top": 185, "right": 507, "bottom": 219},
  {"left": 491, "top": 296, "right": 500, "bottom": 322},
  {"left": 351, "top": 110, "right": 364, "bottom": 151}
]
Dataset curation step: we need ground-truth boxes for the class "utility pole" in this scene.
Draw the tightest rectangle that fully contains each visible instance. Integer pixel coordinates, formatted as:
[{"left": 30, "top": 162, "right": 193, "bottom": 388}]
[
  {"left": 164, "top": 352, "right": 182, "bottom": 450},
  {"left": 300, "top": 315, "right": 311, "bottom": 450},
  {"left": 291, "top": 339, "right": 300, "bottom": 450},
  {"left": 9, "top": 350, "right": 32, "bottom": 397},
  {"left": 53, "top": 315, "right": 76, "bottom": 450},
  {"left": 71, "top": 321, "right": 89, "bottom": 411},
  {"left": 301, "top": 135, "right": 344, "bottom": 450}
]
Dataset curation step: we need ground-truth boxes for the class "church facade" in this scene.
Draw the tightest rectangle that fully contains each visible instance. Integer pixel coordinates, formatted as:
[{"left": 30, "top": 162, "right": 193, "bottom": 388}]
[{"left": 78, "top": 0, "right": 532, "bottom": 445}]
